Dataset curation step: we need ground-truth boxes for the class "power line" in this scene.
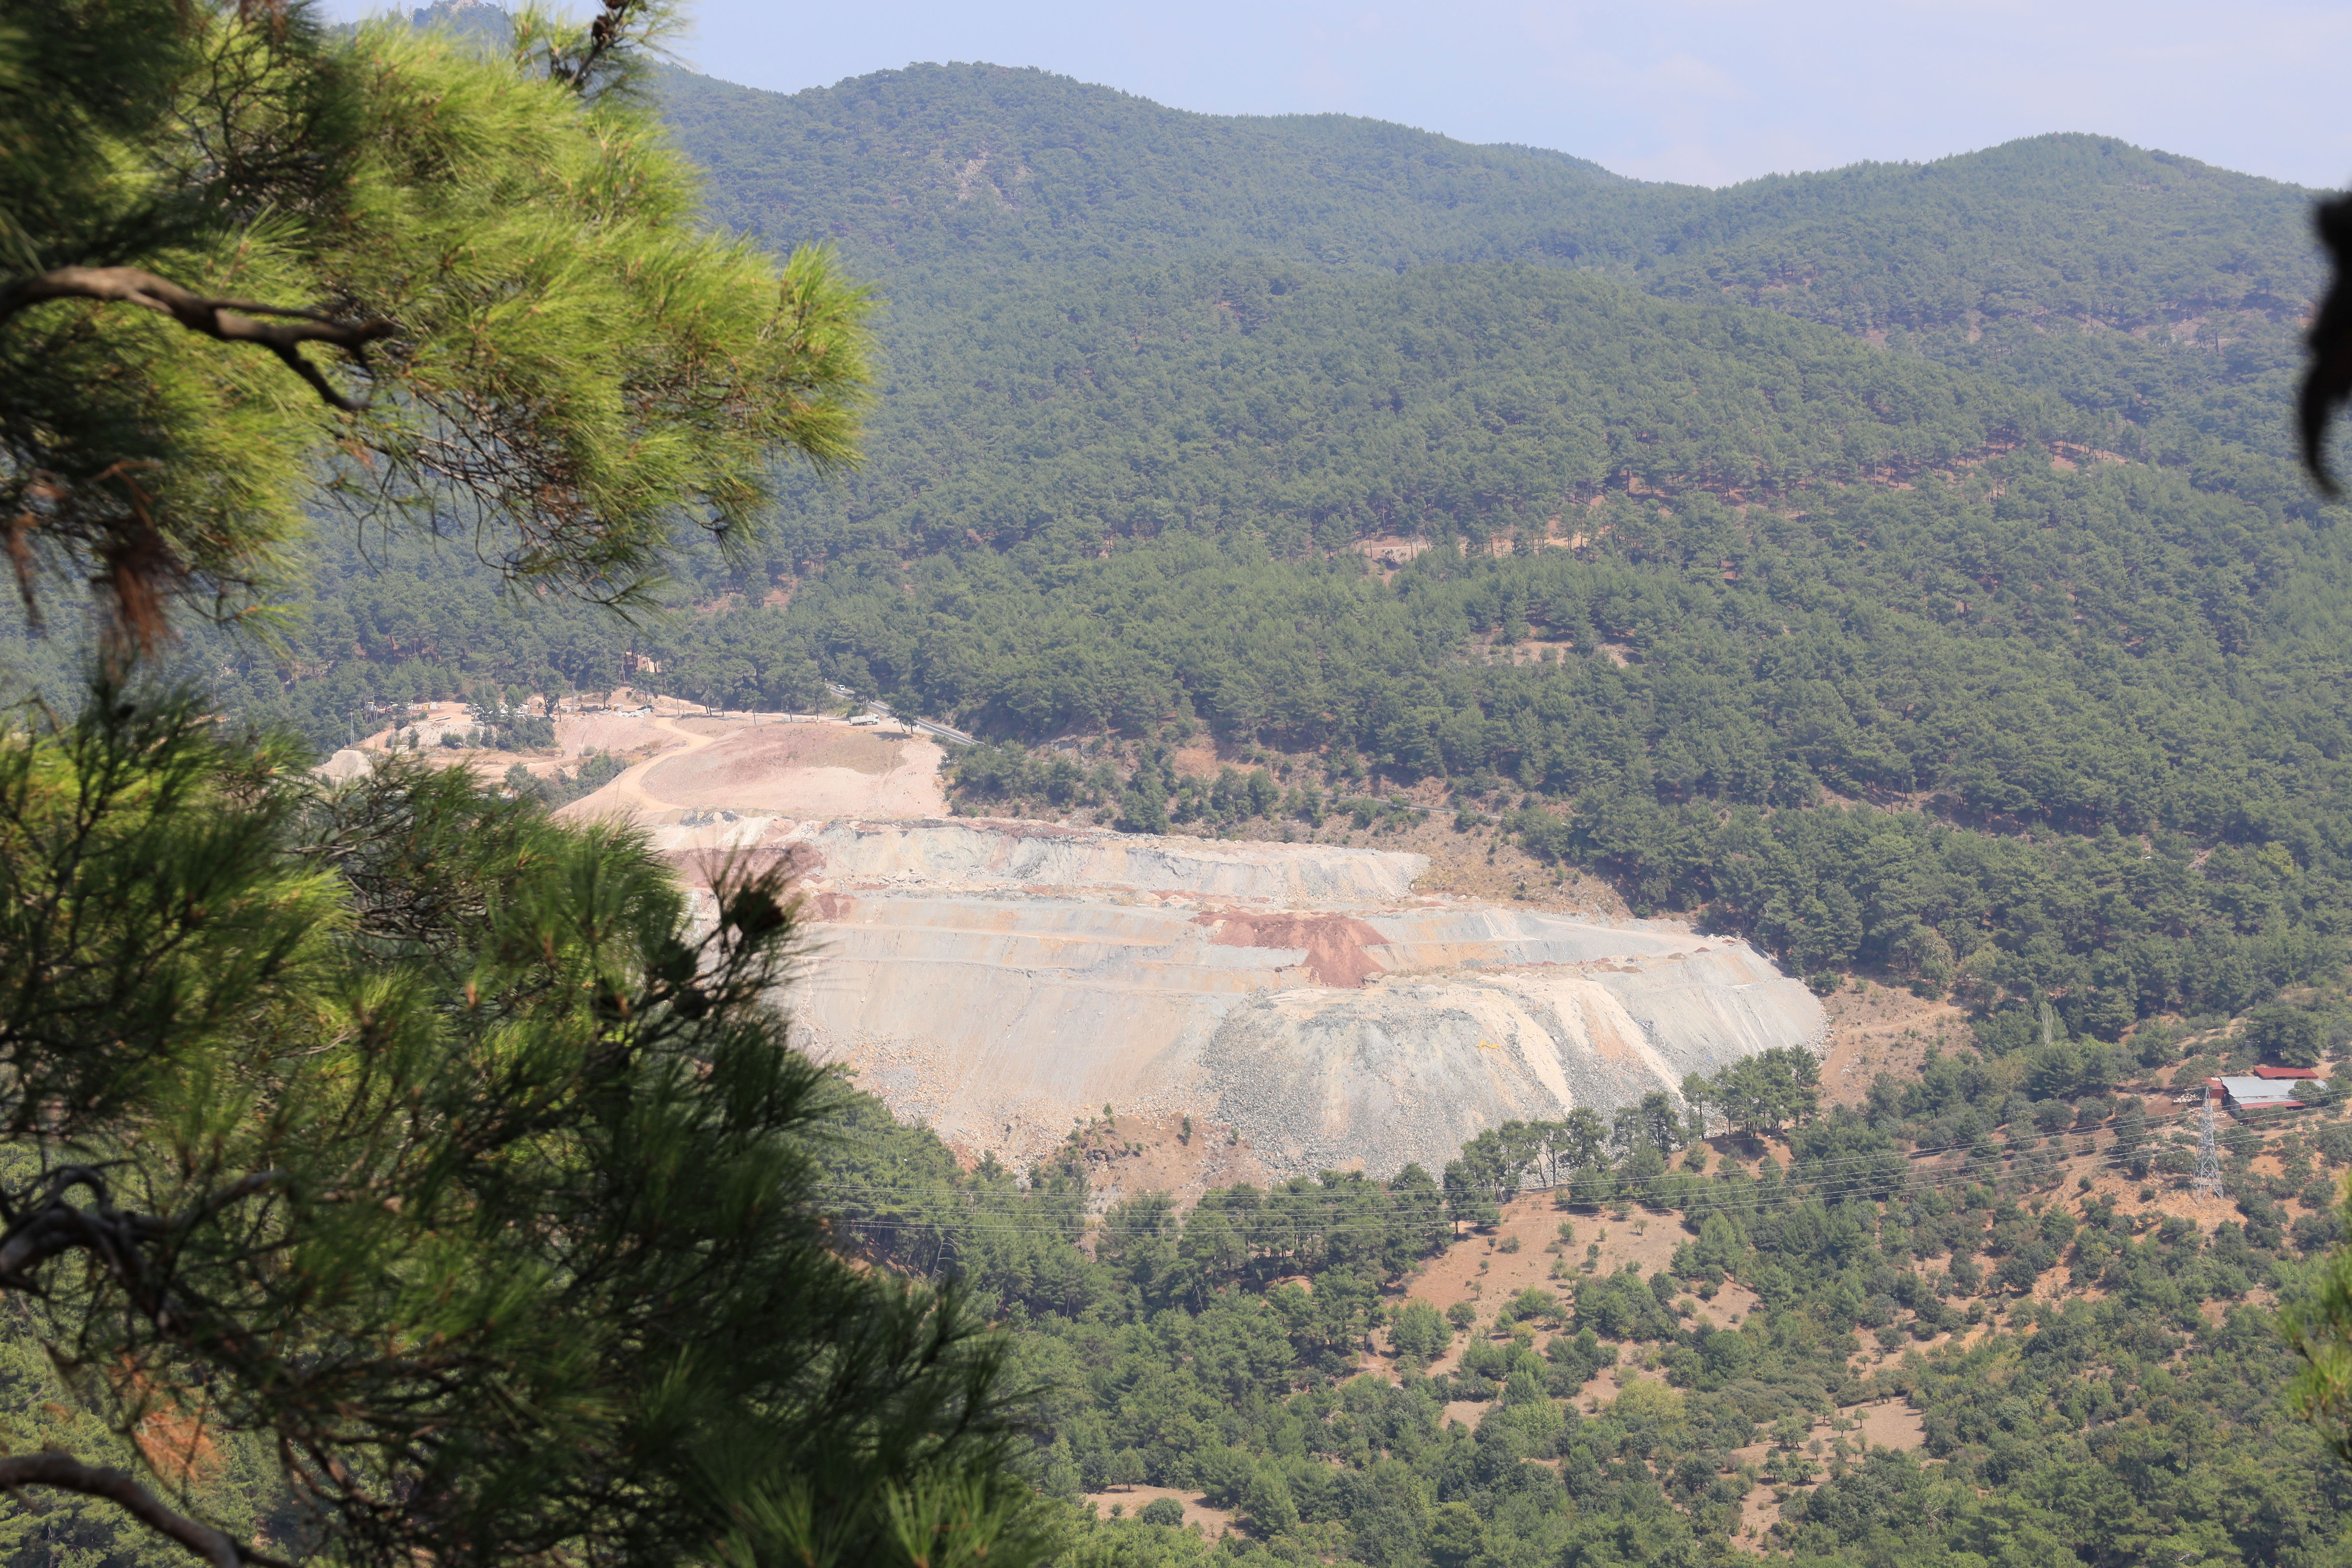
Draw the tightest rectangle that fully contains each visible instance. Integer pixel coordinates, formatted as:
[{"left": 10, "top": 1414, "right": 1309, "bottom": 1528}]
[
  {"left": 799, "top": 1095, "right": 2319, "bottom": 1220},
  {"left": 805, "top": 1124, "right": 2328, "bottom": 1238}
]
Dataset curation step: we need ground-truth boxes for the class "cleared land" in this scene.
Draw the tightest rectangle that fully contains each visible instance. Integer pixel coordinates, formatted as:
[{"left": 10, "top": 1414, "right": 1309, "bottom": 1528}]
[
  {"left": 323, "top": 705, "right": 1822, "bottom": 1183},
  {"left": 634, "top": 723, "right": 941, "bottom": 816}
]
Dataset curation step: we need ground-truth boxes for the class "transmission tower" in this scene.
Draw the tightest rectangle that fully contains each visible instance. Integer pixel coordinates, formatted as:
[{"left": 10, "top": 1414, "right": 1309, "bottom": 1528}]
[{"left": 2192, "top": 1082, "right": 2226, "bottom": 1200}]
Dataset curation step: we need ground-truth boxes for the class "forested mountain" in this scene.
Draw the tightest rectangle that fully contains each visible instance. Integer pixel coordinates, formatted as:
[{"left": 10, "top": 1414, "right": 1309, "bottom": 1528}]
[
  {"left": 762, "top": 260, "right": 2088, "bottom": 560},
  {"left": 663, "top": 64, "right": 2319, "bottom": 460},
  {"left": 662, "top": 64, "right": 2309, "bottom": 331},
  {"left": 658, "top": 64, "right": 1628, "bottom": 278},
  {"left": 9, "top": 52, "right": 2346, "bottom": 1041}
]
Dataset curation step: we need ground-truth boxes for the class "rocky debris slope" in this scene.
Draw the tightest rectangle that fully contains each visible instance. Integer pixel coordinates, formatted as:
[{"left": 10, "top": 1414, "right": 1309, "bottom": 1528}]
[
  {"left": 791, "top": 818, "right": 1423, "bottom": 903},
  {"left": 325, "top": 712, "right": 1823, "bottom": 1178},
  {"left": 744, "top": 818, "right": 1821, "bottom": 1177}
]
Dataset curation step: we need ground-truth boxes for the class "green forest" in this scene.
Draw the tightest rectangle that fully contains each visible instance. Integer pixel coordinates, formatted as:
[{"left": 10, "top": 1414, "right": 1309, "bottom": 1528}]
[
  {"left": 37, "top": 1009, "right": 2352, "bottom": 1566},
  {"left": 55, "top": 237, "right": 2350, "bottom": 1038},
  {"left": 23, "top": 970, "right": 2352, "bottom": 1566},
  {"left": 807, "top": 1046, "right": 2352, "bottom": 1568}
]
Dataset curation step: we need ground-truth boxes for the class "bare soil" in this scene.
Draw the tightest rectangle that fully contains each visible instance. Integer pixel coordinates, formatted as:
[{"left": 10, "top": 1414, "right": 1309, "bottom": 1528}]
[
  {"left": 338, "top": 702, "right": 688, "bottom": 790},
  {"left": 1727, "top": 1399, "right": 1930, "bottom": 1550},
  {"left": 1815, "top": 983, "right": 1971, "bottom": 1107},
  {"left": 1197, "top": 910, "right": 1390, "bottom": 987},
  {"left": 1382, "top": 812, "right": 1627, "bottom": 915},
  {"left": 554, "top": 711, "right": 686, "bottom": 760},
  {"left": 665, "top": 721, "right": 904, "bottom": 775},
  {"left": 1047, "top": 1113, "right": 1274, "bottom": 1213},
  {"left": 559, "top": 719, "right": 948, "bottom": 822},
  {"left": 1081, "top": 1484, "right": 1237, "bottom": 1537},
  {"left": 1392, "top": 1192, "right": 1692, "bottom": 1346}
]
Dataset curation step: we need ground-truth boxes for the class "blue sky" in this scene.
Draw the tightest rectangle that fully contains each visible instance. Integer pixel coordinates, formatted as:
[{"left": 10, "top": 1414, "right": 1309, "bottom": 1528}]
[{"left": 351, "top": 0, "right": 2352, "bottom": 190}]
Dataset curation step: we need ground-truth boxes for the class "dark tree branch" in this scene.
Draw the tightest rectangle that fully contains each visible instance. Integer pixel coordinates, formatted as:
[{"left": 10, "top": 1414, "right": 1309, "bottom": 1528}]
[
  {"left": 0, "top": 266, "right": 393, "bottom": 413},
  {"left": 0, "top": 1452, "right": 243, "bottom": 1568},
  {"left": 0, "top": 1170, "right": 281, "bottom": 1309},
  {"left": 2301, "top": 194, "right": 2352, "bottom": 497},
  {"left": 550, "top": 0, "right": 638, "bottom": 91}
]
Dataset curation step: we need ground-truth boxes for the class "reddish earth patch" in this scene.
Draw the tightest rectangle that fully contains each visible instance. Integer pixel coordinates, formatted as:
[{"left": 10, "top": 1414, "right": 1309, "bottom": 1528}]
[
  {"left": 1168, "top": 743, "right": 1224, "bottom": 780},
  {"left": 133, "top": 1404, "right": 222, "bottom": 1484},
  {"left": 799, "top": 888, "right": 853, "bottom": 921},
  {"left": 1195, "top": 910, "right": 1387, "bottom": 987},
  {"left": 1441, "top": 1398, "right": 1490, "bottom": 1429}
]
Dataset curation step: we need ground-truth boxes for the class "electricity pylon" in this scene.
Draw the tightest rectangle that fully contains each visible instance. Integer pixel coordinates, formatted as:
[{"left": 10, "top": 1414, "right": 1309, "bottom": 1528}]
[{"left": 2192, "top": 1082, "right": 2226, "bottom": 1200}]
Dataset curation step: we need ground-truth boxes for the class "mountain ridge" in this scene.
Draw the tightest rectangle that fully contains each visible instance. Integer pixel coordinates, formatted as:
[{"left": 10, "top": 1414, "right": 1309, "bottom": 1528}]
[
  {"left": 659, "top": 61, "right": 2319, "bottom": 326},
  {"left": 660, "top": 59, "right": 2320, "bottom": 465}
]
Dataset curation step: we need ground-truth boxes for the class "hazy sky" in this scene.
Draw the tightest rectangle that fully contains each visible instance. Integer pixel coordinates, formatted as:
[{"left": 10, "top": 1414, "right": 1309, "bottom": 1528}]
[{"left": 352, "top": 0, "right": 2352, "bottom": 190}]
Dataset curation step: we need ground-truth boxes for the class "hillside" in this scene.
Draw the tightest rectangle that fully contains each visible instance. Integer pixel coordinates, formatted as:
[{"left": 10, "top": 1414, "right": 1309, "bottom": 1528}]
[
  {"left": 662, "top": 64, "right": 2314, "bottom": 330},
  {"left": 16, "top": 54, "right": 2333, "bottom": 1056},
  {"left": 817, "top": 1023, "right": 2352, "bottom": 1565},
  {"left": 657, "top": 63, "right": 1631, "bottom": 278},
  {"left": 663, "top": 64, "right": 2322, "bottom": 460},
  {"left": 17, "top": 15, "right": 2352, "bottom": 1568},
  {"left": 763, "top": 258, "right": 2084, "bottom": 559},
  {"left": 0, "top": 41, "right": 2342, "bottom": 1044}
]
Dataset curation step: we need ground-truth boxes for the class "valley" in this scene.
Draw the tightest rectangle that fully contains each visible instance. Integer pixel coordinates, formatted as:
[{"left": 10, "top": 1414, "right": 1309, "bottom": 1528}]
[{"left": 12, "top": 8, "right": 2352, "bottom": 1564}]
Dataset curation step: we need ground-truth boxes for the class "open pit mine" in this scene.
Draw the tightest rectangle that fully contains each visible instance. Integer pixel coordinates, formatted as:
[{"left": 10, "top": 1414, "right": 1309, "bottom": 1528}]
[
  {"left": 761, "top": 818, "right": 1824, "bottom": 1178},
  {"left": 347, "top": 708, "right": 1825, "bottom": 1176}
]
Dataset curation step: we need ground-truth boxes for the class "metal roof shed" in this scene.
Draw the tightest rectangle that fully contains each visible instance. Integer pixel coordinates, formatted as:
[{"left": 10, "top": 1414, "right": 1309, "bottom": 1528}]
[{"left": 2217, "top": 1075, "right": 2317, "bottom": 1113}]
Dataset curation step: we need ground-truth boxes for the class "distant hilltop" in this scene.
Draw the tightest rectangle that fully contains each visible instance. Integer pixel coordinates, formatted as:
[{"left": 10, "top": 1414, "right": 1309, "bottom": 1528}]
[{"left": 408, "top": 0, "right": 509, "bottom": 43}]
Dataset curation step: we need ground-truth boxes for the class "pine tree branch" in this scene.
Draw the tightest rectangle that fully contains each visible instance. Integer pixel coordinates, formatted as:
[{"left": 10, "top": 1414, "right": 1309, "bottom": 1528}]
[
  {"left": 0, "top": 1452, "right": 248, "bottom": 1568},
  {"left": 0, "top": 1171, "right": 284, "bottom": 1307},
  {"left": 0, "top": 266, "right": 393, "bottom": 413},
  {"left": 551, "top": 0, "right": 639, "bottom": 91},
  {"left": 2304, "top": 193, "right": 2352, "bottom": 497}
]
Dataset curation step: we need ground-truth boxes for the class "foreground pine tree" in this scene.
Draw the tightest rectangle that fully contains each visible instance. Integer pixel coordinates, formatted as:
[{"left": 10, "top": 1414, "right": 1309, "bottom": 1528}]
[
  {"left": 0, "top": 3, "right": 1051, "bottom": 1563},
  {"left": 0, "top": 704, "right": 1050, "bottom": 1567},
  {"left": 2, "top": 0, "right": 868, "bottom": 632}
]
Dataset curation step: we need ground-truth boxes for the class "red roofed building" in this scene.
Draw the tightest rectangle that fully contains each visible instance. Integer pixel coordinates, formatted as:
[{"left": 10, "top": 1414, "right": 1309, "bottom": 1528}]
[{"left": 2253, "top": 1063, "right": 2324, "bottom": 1079}]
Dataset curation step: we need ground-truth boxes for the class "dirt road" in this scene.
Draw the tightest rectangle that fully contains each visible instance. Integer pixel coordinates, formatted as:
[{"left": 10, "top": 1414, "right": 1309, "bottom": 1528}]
[{"left": 557, "top": 715, "right": 714, "bottom": 820}]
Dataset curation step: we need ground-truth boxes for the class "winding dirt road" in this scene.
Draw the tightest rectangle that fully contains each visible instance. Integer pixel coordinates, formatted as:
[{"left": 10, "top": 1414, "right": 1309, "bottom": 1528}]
[{"left": 571, "top": 716, "right": 716, "bottom": 817}]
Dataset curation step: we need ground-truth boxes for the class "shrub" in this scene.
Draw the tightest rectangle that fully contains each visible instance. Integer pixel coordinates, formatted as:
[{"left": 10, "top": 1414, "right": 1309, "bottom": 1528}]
[{"left": 1505, "top": 1287, "right": 1563, "bottom": 1325}]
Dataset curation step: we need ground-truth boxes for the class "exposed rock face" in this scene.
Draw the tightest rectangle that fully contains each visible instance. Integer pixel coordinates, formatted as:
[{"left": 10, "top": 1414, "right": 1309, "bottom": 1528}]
[
  {"left": 527, "top": 721, "right": 1822, "bottom": 1176},
  {"left": 789, "top": 818, "right": 1423, "bottom": 903},
  {"left": 313, "top": 748, "right": 376, "bottom": 783},
  {"left": 753, "top": 818, "right": 1822, "bottom": 1177}
]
